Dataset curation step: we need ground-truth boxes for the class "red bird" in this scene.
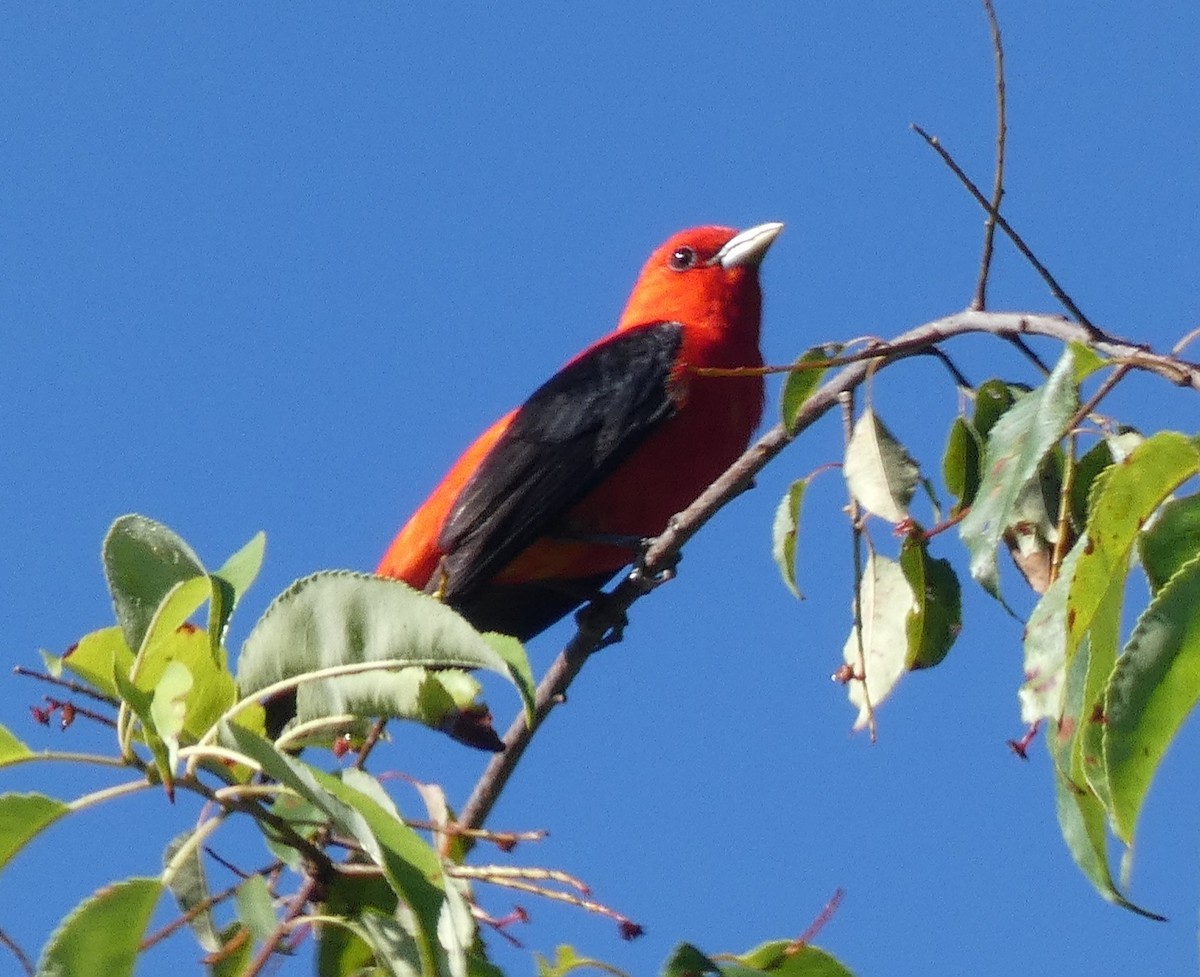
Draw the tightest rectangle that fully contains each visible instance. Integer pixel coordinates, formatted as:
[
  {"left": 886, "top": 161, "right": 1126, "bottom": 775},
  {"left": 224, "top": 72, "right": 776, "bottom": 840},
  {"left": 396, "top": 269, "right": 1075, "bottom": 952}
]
[{"left": 378, "top": 222, "right": 783, "bottom": 640}]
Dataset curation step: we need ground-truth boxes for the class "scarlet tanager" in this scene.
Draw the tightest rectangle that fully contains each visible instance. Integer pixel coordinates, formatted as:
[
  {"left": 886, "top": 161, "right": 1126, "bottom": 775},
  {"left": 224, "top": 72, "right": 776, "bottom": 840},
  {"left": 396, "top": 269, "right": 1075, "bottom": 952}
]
[{"left": 378, "top": 222, "right": 783, "bottom": 640}]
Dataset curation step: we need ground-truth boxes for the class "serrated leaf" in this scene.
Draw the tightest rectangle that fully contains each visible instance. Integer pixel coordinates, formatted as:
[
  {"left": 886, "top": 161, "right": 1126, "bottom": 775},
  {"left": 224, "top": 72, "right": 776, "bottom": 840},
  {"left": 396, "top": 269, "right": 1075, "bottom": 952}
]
[
  {"left": 942, "top": 416, "right": 983, "bottom": 512},
  {"left": 737, "top": 940, "right": 856, "bottom": 977},
  {"left": 0, "top": 725, "right": 32, "bottom": 767},
  {"left": 843, "top": 408, "right": 919, "bottom": 523},
  {"left": 959, "top": 350, "right": 1079, "bottom": 598},
  {"left": 1139, "top": 493, "right": 1200, "bottom": 594},
  {"left": 844, "top": 553, "right": 915, "bottom": 730},
  {"left": 0, "top": 793, "right": 70, "bottom": 870},
  {"left": 1048, "top": 641, "right": 1162, "bottom": 919},
  {"left": 772, "top": 478, "right": 808, "bottom": 599},
  {"left": 781, "top": 345, "right": 841, "bottom": 433},
  {"left": 1104, "top": 553, "right": 1200, "bottom": 845},
  {"left": 36, "top": 877, "right": 162, "bottom": 977},
  {"left": 1068, "top": 432, "right": 1200, "bottom": 649},
  {"left": 238, "top": 572, "right": 520, "bottom": 745},
  {"left": 103, "top": 514, "right": 207, "bottom": 654},
  {"left": 899, "top": 537, "right": 961, "bottom": 670}
]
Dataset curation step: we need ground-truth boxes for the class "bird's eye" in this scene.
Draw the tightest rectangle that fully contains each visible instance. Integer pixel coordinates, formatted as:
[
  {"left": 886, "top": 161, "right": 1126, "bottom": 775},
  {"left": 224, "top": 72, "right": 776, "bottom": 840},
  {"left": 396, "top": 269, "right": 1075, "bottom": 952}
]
[{"left": 668, "top": 246, "right": 697, "bottom": 271}]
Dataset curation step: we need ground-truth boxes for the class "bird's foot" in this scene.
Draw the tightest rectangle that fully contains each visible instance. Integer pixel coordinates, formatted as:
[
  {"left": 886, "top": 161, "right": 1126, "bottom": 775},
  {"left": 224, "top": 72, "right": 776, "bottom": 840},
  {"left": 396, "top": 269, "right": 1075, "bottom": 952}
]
[{"left": 575, "top": 593, "right": 629, "bottom": 648}]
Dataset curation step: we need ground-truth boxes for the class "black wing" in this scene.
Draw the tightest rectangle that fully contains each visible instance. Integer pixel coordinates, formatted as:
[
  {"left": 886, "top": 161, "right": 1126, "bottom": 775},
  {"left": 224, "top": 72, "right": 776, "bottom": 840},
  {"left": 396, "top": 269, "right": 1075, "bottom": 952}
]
[{"left": 437, "top": 321, "right": 684, "bottom": 612}]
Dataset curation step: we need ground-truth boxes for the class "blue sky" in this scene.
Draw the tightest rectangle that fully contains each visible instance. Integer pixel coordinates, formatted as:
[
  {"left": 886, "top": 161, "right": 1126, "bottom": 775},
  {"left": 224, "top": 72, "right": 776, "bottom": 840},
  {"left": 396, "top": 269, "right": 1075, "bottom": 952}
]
[{"left": 3, "top": 4, "right": 1199, "bottom": 975}]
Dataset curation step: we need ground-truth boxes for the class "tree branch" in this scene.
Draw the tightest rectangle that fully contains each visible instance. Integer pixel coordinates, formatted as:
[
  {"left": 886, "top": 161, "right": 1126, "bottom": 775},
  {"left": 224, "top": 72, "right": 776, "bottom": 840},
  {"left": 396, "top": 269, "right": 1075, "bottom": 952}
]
[{"left": 457, "top": 309, "right": 1200, "bottom": 831}]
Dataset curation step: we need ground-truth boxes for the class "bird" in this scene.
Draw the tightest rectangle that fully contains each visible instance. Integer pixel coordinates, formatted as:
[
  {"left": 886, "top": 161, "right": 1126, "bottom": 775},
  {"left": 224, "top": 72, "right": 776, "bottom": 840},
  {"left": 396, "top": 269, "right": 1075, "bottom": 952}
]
[{"left": 377, "top": 221, "right": 783, "bottom": 641}]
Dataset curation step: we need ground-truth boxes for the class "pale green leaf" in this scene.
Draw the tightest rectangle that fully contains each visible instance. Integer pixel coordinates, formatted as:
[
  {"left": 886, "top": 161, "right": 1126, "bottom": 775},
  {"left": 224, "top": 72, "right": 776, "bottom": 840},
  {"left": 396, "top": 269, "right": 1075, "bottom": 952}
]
[
  {"left": 959, "top": 350, "right": 1078, "bottom": 598},
  {"left": 163, "top": 831, "right": 222, "bottom": 953},
  {"left": 843, "top": 553, "right": 915, "bottom": 730},
  {"left": 150, "top": 661, "right": 193, "bottom": 774},
  {"left": 843, "top": 408, "right": 920, "bottom": 523},
  {"left": 0, "top": 793, "right": 70, "bottom": 870},
  {"left": 36, "top": 877, "right": 162, "bottom": 977},
  {"left": 771, "top": 478, "right": 808, "bottom": 599},
  {"left": 0, "top": 725, "right": 32, "bottom": 767},
  {"left": 235, "top": 873, "right": 278, "bottom": 945}
]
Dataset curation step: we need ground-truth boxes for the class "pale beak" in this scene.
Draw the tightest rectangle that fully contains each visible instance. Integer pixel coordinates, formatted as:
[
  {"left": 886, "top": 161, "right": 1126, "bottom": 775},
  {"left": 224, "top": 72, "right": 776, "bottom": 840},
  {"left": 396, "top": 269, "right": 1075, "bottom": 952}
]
[{"left": 716, "top": 221, "right": 785, "bottom": 270}]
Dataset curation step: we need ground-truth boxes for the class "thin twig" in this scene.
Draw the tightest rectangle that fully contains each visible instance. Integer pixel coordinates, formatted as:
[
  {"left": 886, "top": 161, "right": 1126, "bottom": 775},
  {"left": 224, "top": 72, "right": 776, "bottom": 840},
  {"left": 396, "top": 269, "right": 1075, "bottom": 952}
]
[
  {"left": 12, "top": 665, "right": 119, "bottom": 707},
  {"left": 912, "top": 125, "right": 1101, "bottom": 336},
  {"left": 841, "top": 390, "right": 876, "bottom": 741},
  {"left": 0, "top": 927, "right": 34, "bottom": 977},
  {"left": 973, "top": 0, "right": 1007, "bottom": 309}
]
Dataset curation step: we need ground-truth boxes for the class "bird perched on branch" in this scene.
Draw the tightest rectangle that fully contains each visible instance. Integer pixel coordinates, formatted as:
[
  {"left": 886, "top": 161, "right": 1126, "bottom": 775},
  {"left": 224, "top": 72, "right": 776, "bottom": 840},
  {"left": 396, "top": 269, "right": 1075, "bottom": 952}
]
[{"left": 378, "top": 221, "right": 783, "bottom": 640}]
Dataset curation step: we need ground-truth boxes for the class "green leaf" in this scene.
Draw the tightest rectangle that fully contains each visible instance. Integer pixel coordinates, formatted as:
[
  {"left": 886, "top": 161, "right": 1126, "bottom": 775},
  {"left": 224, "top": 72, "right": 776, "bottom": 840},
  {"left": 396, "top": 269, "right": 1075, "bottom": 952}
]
[
  {"left": 150, "top": 660, "right": 193, "bottom": 773},
  {"left": 971, "top": 378, "right": 1018, "bottom": 439},
  {"left": 942, "top": 416, "right": 983, "bottom": 512},
  {"left": 223, "top": 724, "right": 447, "bottom": 977},
  {"left": 360, "top": 909, "right": 425, "bottom": 977},
  {"left": 1068, "top": 341, "right": 1107, "bottom": 383},
  {"left": 662, "top": 943, "right": 721, "bottom": 977},
  {"left": 0, "top": 793, "right": 70, "bottom": 870},
  {"left": 1048, "top": 642, "right": 1162, "bottom": 919},
  {"left": 57, "top": 626, "right": 135, "bottom": 700},
  {"left": 316, "top": 872, "right": 399, "bottom": 977},
  {"left": 36, "top": 877, "right": 162, "bottom": 977},
  {"left": 133, "top": 624, "right": 238, "bottom": 742},
  {"left": 0, "top": 725, "right": 32, "bottom": 767},
  {"left": 482, "top": 632, "right": 535, "bottom": 725},
  {"left": 163, "top": 831, "right": 222, "bottom": 953},
  {"left": 899, "top": 537, "right": 961, "bottom": 670},
  {"left": 1139, "top": 493, "right": 1200, "bottom": 594},
  {"left": 1104, "top": 553, "right": 1200, "bottom": 844},
  {"left": 237, "top": 572, "right": 521, "bottom": 744},
  {"left": 235, "top": 873, "right": 278, "bottom": 945},
  {"left": 843, "top": 408, "right": 920, "bottom": 523},
  {"left": 959, "top": 350, "right": 1079, "bottom": 598},
  {"left": 1068, "top": 439, "right": 1114, "bottom": 531},
  {"left": 1019, "top": 540, "right": 1084, "bottom": 724},
  {"left": 843, "top": 553, "right": 914, "bottom": 730},
  {"left": 780, "top": 345, "right": 841, "bottom": 433},
  {"left": 737, "top": 940, "right": 857, "bottom": 977},
  {"left": 772, "top": 478, "right": 808, "bottom": 599},
  {"left": 103, "top": 514, "right": 207, "bottom": 654},
  {"left": 1068, "top": 432, "right": 1200, "bottom": 649},
  {"left": 210, "top": 530, "right": 267, "bottom": 647}
]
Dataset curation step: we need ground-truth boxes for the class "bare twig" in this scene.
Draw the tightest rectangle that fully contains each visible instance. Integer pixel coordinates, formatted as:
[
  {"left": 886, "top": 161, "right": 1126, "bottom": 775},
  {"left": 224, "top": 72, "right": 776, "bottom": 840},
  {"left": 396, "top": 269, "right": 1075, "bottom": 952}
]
[
  {"left": 974, "top": 0, "right": 1007, "bottom": 309},
  {"left": 912, "top": 125, "right": 1103, "bottom": 336},
  {"left": 841, "top": 390, "right": 877, "bottom": 742},
  {"left": 459, "top": 309, "right": 1200, "bottom": 831},
  {"left": 0, "top": 927, "right": 34, "bottom": 977}
]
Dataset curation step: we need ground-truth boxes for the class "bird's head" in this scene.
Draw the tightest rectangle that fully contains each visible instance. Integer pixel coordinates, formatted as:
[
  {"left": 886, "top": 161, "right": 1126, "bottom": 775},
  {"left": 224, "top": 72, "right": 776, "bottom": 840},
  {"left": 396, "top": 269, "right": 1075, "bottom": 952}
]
[{"left": 617, "top": 222, "right": 784, "bottom": 340}]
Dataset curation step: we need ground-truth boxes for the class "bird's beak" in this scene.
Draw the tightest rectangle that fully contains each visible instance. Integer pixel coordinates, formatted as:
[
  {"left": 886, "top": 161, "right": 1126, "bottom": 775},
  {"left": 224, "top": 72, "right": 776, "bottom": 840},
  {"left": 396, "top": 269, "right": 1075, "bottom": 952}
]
[{"left": 716, "top": 221, "right": 785, "bottom": 270}]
